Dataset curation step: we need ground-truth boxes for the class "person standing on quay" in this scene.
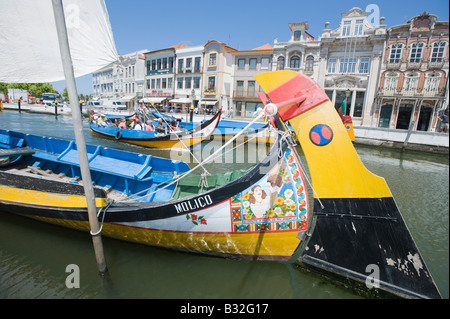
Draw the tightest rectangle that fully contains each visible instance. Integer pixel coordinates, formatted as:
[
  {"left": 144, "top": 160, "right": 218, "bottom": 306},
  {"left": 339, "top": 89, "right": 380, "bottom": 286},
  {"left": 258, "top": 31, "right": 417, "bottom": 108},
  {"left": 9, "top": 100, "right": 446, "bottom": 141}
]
[{"left": 438, "top": 109, "right": 449, "bottom": 133}]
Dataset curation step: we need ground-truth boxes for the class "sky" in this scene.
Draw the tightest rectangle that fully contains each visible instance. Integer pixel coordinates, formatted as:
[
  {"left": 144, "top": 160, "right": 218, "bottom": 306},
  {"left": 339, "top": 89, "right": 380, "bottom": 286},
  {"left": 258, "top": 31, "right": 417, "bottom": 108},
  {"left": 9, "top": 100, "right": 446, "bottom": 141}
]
[{"left": 52, "top": 0, "right": 449, "bottom": 95}]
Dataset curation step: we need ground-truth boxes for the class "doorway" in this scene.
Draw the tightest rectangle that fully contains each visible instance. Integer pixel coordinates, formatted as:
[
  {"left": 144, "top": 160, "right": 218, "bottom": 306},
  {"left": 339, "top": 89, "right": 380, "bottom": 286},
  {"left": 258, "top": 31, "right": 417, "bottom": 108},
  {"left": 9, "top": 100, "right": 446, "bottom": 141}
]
[
  {"left": 378, "top": 104, "right": 392, "bottom": 128},
  {"left": 416, "top": 105, "right": 432, "bottom": 131},
  {"left": 396, "top": 104, "right": 413, "bottom": 130}
]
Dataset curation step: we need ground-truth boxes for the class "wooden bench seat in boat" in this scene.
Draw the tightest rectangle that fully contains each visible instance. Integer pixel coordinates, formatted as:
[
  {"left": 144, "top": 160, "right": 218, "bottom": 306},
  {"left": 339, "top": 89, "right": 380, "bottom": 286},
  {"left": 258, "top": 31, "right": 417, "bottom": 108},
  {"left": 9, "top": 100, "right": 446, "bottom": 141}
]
[
  {"left": 31, "top": 141, "right": 154, "bottom": 181},
  {"left": 171, "top": 168, "right": 250, "bottom": 200}
]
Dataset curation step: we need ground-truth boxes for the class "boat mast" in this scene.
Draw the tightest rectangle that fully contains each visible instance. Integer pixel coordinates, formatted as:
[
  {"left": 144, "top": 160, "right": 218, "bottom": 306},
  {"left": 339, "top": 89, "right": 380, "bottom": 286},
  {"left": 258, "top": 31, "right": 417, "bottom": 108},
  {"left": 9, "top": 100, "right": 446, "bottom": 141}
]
[{"left": 51, "top": 0, "right": 108, "bottom": 274}]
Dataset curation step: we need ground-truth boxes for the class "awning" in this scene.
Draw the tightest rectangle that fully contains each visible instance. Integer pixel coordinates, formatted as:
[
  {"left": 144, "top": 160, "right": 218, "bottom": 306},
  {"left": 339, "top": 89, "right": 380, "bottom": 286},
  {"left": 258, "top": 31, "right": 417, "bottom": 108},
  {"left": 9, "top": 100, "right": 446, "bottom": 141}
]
[
  {"left": 120, "top": 95, "right": 135, "bottom": 102},
  {"left": 169, "top": 98, "right": 192, "bottom": 104},
  {"left": 200, "top": 100, "right": 218, "bottom": 106},
  {"left": 140, "top": 97, "right": 168, "bottom": 104}
]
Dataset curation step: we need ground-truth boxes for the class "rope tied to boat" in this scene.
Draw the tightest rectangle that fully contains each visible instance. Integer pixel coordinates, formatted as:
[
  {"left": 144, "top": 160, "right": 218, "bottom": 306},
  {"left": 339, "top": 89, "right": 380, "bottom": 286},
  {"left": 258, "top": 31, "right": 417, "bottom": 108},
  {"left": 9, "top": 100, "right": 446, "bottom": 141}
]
[
  {"left": 90, "top": 200, "right": 115, "bottom": 236},
  {"left": 198, "top": 172, "right": 209, "bottom": 192}
]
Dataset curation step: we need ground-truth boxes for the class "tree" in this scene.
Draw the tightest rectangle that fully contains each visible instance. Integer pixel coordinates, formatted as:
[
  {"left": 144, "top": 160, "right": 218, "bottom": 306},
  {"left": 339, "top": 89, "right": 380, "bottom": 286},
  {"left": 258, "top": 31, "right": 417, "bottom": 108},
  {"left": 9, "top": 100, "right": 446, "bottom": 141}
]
[
  {"left": 0, "top": 82, "right": 8, "bottom": 96},
  {"left": 0, "top": 82, "right": 58, "bottom": 98}
]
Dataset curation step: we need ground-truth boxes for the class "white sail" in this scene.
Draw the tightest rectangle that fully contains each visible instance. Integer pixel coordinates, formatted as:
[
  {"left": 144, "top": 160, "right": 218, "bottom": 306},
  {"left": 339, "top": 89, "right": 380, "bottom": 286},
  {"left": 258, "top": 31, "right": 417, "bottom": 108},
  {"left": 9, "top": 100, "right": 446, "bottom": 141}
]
[{"left": 0, "top": 0, "right": 118, "bottom": 83}]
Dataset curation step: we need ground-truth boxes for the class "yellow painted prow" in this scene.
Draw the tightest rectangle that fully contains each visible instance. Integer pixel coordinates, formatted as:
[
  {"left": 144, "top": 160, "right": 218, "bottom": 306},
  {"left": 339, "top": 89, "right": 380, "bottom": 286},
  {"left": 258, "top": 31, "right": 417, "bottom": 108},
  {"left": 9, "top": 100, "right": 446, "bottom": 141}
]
[{"left": 255, "top": 71, "right": 392, "bottom": 199}]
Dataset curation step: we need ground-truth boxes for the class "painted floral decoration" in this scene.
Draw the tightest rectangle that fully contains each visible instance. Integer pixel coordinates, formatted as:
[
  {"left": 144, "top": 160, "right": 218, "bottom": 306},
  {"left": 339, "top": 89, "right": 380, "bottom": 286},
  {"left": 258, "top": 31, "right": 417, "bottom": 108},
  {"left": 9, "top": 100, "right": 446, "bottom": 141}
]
[{"left": 186, "top": 213, "right": 207, "bottom": 225}]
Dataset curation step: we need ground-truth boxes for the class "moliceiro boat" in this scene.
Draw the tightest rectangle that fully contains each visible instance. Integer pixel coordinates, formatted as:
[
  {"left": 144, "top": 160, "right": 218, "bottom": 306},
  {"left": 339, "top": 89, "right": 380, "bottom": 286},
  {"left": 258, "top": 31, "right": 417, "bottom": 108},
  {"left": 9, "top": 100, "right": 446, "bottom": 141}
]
[
  {"left": 89, "top": 109, "right": 222, "bottom": 149},
  {"left": 0, "top": 70, "right": 441, "bottom": 299}
]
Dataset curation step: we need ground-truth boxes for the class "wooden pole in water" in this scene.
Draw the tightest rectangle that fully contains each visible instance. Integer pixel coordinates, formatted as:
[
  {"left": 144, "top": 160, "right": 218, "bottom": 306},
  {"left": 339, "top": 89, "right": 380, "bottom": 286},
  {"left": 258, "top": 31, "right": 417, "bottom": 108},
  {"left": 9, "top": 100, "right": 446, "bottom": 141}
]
[{"left": 51, "top": 0, "right": 108, "bottom": 274}]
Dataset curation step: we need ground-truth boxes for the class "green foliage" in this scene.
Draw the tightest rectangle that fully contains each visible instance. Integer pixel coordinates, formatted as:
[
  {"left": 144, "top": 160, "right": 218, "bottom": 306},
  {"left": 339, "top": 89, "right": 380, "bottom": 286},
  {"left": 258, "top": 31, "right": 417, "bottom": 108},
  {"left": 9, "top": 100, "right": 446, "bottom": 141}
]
[{"left": 0, "top": 82, "right": 58, "bottom": 98}]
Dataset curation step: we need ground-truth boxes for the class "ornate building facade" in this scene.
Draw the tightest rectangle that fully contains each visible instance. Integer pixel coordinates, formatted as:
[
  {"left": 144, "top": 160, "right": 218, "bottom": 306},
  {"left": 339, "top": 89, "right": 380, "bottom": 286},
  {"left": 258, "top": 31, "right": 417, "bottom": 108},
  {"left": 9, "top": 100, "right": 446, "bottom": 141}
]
[
  {"left": 374, "top": 12, "right": 449, "bottom": 131},
  {"left": 316, "top": 7, "right": 387, "bottom": 127}
]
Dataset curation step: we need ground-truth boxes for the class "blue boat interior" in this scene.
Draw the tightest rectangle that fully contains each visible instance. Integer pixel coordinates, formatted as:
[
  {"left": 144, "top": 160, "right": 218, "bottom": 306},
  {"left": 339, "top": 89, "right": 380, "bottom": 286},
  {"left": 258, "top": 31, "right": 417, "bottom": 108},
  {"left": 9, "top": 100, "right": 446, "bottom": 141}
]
[
  {"left": 1, "top": 129, "right": 190, "bottom": 202},
  {"left": 1, "top": 129, "right": 255, "bottom": 203}
]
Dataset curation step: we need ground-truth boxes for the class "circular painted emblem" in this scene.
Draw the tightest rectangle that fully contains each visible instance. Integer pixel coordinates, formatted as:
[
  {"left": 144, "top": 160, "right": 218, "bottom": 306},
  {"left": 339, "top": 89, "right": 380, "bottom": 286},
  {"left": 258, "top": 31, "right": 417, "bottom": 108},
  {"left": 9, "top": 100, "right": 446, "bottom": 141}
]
[{"left": 309, "top": 124, "right": 333, "bottom": 146}]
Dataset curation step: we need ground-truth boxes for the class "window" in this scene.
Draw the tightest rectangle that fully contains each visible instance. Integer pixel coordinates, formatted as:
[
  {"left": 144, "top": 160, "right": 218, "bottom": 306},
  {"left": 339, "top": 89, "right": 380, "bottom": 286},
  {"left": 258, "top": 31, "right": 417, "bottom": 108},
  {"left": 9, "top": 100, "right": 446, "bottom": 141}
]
[
  {"left": 163, "top": 58, "right": 168, "bottom": 69},
  {"left": 177, "top": 77, "right": 183, "bottom": 89},
  {"left": 410, "top": 42, "right": 424, "bottom": 63},
  {"left": 209, "top": 53, "right": 217, "bottom": 66},
  {"left": 207, "top": 76, "right": 215, "bottom": 90},
  {"left": 156, "top": 78, "right": 161, "bottom": 89},
  {"left": 238, "top": 59, "right": 245, "bottom": 69},
  {"left": 185, "top": 77, "right": 192, "bottom": 89},
  {"left": 354, "top": 19, "right": 364, "bottom": 36},
  {"left": 146, "top": 60, "right": 151, "bottom": 73},
  {"left": 146, "top": 79, "right": 150, "bottom": 89},
  {"left": 157, "top": 59, "right": 161, "bottom": 70},
  {"left": 194, "top": 57, "right": 201, "bottom": 73},
  {"left": 359, "top": 57, "right": 370, "bottom": 73},
  {"left": 327, "top": 58, "right": 337, "bottom": 73},
  {"left": 178, "top": 59, "right": 184, "bottom": 73},
  {"left": 339, "top": 58, "right": 357, "bottom": 73},
  {"left": 342, "top": 20, "right": 351, "bottom": 36},
  {"left": 151, "top": 79, "right": 155, "bottom": 89},
  {"left": 161, "top": 78, "right": 166, "bottom": 89},
  {"left": 169, "top": 57, "right": 174, "bottom": 69},
  {"left": 305, "top": 56, "right": 314, "bottom": 71},
  {"left": 193, "top": 77, "right": 200, "bottom": 89},
  {"left": 294, "top": 31, "right": 301, "bottom": 40},
  {"left": 384, "top": 73, "right": 398, "bottom": 92},
  {"left": 249, "top": 58, "right": 257, "bottom": 69},
  {"left": 290, "top": 56, "right": 300, "bottom": 69},
  {"left": 248, "top": 81, "right": 255, "bottom": 96},
  {"left": 151, "top": 59, "right": 156, "bottom": 70},
  {"left": 277, "top": 56, "right": 285, "bottom": 70},
  {"left": 168, "top": 78, "right": 173, "bottom": 89},
  {"left": 389, "top": 43, "right": 403, "bottom": 63},
  {"left": 261, "top": 57, "right": 269, "bottom": 69},
  {"left": 404, "top": 73, "right": 419, "bottom": 93},
  {"left": 186, "top": 58, "right": 192, "bottom": 70},
  {"left": 236, "top": 81, "right": 244, "bottom": 96},
  {"left": 431, "top": 42, "right": 446, "bottom": 62},
  {"left": 424, "top": 73, "right": 440, "bottom": 94}
]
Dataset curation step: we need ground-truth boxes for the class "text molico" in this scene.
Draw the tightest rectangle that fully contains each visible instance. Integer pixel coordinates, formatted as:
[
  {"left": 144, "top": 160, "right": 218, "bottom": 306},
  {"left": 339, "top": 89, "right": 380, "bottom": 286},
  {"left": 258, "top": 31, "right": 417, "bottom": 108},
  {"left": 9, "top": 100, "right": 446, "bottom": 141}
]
[{"left": 174, "top": 195, "right": 213, "bottom": 214}]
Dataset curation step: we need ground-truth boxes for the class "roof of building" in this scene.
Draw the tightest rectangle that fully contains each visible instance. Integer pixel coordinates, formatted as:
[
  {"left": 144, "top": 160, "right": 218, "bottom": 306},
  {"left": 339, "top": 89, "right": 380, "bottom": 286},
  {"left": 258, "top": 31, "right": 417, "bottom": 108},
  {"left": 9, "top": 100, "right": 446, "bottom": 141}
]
[
  {"left": 252, "top": 44, "right": 273, "bottom": 50},
  {"left": 171, "top": 43, "right": 189, "bottom": 49}
]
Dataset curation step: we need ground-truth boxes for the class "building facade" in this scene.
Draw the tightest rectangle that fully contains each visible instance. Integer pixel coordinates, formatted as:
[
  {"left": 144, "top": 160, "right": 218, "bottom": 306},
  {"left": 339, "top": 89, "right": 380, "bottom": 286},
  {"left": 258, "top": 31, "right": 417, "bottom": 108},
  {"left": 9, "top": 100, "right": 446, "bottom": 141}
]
[
  {"left": 317, "top": 7, "right": 387, "bottom": 127},
  {"left": 92, "top": 50, "right": 147, "bottom": 108},
  {"left": 201, "top": 40, "right": 237, "bottom": 113},
  {"left": 374, "top": 12, "right": 449, "bottom": 132},
  {"left": 272, "top": 22, "right": 320, "bottom": 80},
  {"left": 231, "top": 44, "right": 273, "bottom": 117},
  {"left": 171, "top": 45, "right": 204, "bottom": 112},
  {"left": 120, "top": 50, "right": 147, "bottom": 108},
  {"left": 143, "top": 47, "right": 176, "bottom": 109}
]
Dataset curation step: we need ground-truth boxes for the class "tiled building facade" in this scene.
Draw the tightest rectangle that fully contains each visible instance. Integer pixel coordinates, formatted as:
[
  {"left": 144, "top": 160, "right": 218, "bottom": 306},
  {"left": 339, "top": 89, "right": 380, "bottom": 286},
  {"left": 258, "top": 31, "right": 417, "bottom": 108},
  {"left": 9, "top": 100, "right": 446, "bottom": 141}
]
[{"left": 375, "top": 12, "right": 449, "bottom": 131}]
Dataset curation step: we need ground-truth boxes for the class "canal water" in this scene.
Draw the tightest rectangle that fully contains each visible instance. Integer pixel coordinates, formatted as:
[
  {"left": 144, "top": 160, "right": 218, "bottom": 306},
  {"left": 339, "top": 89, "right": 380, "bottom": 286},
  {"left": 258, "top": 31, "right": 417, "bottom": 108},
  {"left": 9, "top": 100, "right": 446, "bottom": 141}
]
[{"left": 0, "top": 110, "right": 448, "bottom": 299}]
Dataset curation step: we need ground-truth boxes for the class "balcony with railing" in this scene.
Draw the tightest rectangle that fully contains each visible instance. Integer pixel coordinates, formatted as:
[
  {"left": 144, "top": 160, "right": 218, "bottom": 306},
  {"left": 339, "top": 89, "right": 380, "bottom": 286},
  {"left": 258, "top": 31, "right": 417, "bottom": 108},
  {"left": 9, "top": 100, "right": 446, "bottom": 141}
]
[
  {"left": 428, "top": 59, "right": 445, "bottom": 69},
  {"left": 233, "top": 90, "right": 258, "bottom": 99},
  {"left": 407, "top": 60, "right": 422, "bottom": 69},
  {"left": 386, "top": 60, "right": 402, "bottom": 69},
  {"left": 176, "top": 67, "right": 202, "bottom": 74}
]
